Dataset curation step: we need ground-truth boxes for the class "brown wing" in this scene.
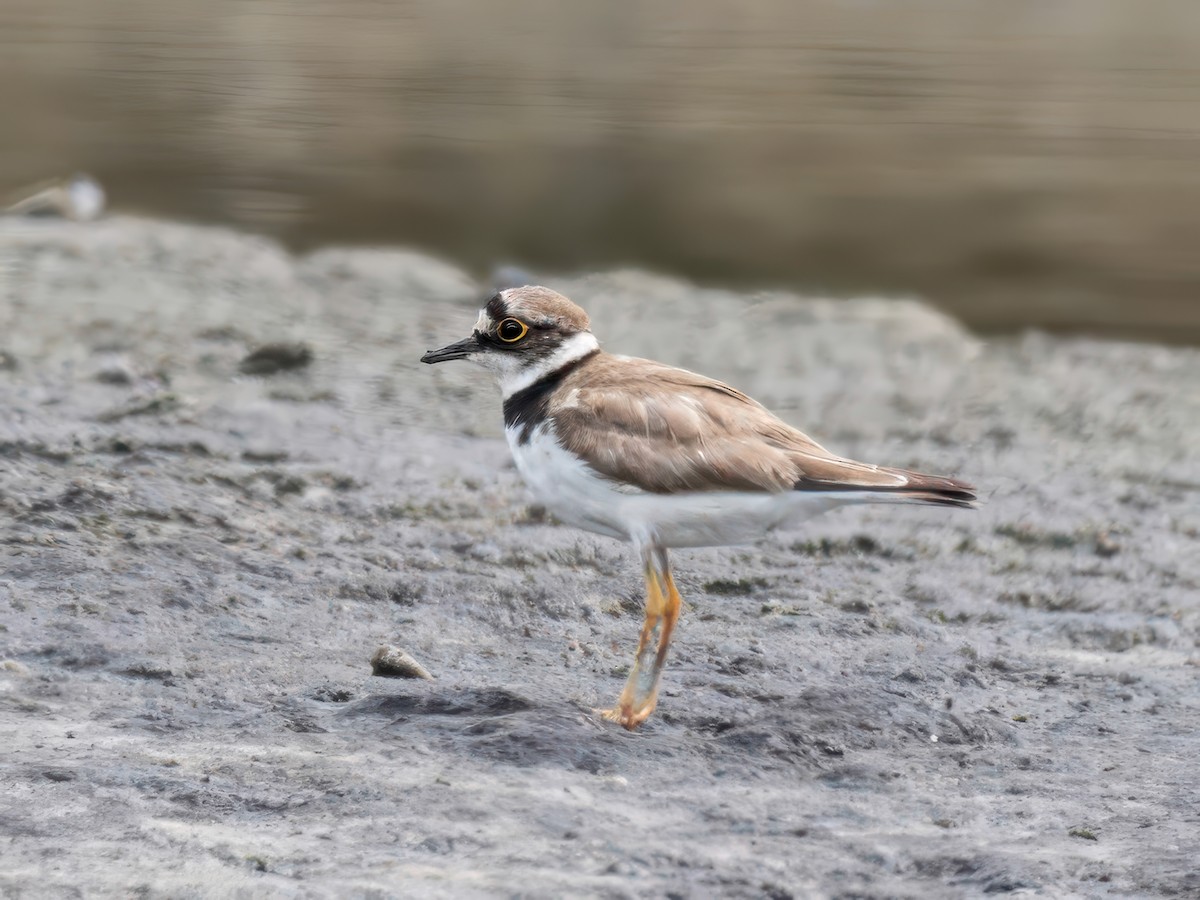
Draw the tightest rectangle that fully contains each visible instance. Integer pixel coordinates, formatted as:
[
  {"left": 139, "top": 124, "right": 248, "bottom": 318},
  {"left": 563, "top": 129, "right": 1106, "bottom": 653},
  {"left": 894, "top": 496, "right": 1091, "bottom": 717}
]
[{"left": 550, "top": 355, "right": 946, "bottom": 496}]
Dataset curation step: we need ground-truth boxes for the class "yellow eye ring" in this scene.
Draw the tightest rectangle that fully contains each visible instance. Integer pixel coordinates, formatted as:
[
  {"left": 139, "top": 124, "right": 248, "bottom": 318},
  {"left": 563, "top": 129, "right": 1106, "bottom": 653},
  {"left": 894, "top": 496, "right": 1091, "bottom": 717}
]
[{"left": 497, "top": 317, "right": 528, "bottom": 343}]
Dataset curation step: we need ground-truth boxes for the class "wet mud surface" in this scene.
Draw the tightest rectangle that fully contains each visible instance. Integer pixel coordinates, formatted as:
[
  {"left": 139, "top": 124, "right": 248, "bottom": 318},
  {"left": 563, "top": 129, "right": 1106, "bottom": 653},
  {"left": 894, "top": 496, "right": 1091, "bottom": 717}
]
[{"left": 1, "top": 219, "right": 1198, "bottom": 897}]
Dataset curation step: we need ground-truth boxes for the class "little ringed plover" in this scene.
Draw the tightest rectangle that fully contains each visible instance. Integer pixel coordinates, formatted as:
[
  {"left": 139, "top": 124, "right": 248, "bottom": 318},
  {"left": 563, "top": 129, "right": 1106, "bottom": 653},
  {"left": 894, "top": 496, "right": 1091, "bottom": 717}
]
[{"left": 422, "top": 286, "right": 976, "bottom": 730}]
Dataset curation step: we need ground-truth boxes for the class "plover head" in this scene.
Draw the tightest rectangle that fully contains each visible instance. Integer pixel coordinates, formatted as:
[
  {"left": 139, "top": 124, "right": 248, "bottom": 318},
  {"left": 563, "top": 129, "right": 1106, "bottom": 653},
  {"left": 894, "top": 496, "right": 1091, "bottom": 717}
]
[{"left": 421, "top": 286, "right": 599, "bottom": 396}]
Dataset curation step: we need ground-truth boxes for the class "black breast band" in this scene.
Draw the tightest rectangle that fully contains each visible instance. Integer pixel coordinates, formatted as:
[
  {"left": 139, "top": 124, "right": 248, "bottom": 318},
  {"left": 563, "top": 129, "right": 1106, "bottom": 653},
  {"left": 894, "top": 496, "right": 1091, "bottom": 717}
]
[{"left": 502, "top": 351, "right": 598, "bottom": 445}]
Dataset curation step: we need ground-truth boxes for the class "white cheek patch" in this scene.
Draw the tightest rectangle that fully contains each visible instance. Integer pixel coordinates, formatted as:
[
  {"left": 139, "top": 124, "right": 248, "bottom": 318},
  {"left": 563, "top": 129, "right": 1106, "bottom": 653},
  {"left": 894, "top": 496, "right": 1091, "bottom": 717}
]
[{"left": 472, "top": 351, "right": 521, "bottom": 381}]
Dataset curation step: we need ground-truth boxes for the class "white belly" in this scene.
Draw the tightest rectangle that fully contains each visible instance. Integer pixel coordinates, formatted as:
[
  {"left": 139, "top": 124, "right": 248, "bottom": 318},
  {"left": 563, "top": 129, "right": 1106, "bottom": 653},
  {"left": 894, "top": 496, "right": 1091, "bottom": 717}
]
[{"left": 506, "top": 424, "right": 848, "bottom": 548}]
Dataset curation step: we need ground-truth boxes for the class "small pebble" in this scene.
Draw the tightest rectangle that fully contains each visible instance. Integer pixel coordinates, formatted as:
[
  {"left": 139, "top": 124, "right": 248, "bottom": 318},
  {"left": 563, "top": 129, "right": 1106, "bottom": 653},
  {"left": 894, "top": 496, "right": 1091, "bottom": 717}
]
[
  {"left": 370, "top": 645, "right": 433, "bottom": 680},
  {"left": 93, "top": 356, "right": 138, "bottom": 385},
  {"left": 239, "top": 342, "right": 313, "bottom": 375},
  {"left": 242, "top": 449, "right": 289, "bottom": 463}
]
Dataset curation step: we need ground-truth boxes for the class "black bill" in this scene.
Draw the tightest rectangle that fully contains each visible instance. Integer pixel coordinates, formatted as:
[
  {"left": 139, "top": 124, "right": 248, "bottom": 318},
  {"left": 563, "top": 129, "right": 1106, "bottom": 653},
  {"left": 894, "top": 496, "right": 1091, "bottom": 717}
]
[{"left": 420, "top": 335, "right": 478, "bottom": 364}]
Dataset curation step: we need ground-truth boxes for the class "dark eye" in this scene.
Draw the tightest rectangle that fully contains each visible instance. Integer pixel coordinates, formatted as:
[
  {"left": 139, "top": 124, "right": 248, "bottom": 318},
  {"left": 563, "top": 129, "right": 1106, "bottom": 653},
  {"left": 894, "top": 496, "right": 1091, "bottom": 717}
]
[{"left": 497, "top": 318, "right": 528, "bottom": 343}]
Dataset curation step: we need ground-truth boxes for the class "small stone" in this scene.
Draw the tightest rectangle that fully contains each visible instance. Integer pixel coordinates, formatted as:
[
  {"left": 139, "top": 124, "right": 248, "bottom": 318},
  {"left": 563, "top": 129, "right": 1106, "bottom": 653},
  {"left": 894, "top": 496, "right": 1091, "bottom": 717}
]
[
  {"left": 239, "top": 342, "right": 313, "bottom": 375},
  {"left": 370, "top": 645, "right": 434, "bottom": 680},
  {"left": 0, "top": 350, "right": 17, "bottom": 371},
  {"left": 272, "top": 474, "right": 306, "bottom": 496},
  {"left": 242, "top": 449, "right": 289, "bottom": 463},
  {"left": 839, "top": 598, "right": 873, "bottom": 615},
  {"left": 94, "top": 357, "right": 136, "bottom": 385}
]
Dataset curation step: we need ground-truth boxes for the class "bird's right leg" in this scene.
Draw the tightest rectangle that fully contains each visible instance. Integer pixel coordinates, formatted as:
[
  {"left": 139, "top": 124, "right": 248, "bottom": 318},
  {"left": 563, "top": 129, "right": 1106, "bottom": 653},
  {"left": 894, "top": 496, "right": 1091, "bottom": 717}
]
[{"left": 599, "top": 546, "right": 681, "bottom": 730}]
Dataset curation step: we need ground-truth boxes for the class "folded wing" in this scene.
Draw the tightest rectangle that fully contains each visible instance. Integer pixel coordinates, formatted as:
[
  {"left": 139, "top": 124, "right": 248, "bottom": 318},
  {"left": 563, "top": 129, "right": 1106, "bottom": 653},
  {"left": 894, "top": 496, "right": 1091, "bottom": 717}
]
[{"left": 551, "top": 357, "right": 976, "bottom": 507}]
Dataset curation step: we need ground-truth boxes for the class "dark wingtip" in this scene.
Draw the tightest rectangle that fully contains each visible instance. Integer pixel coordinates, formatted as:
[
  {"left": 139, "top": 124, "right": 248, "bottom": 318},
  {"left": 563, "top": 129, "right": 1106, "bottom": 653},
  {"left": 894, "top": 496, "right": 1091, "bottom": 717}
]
[
  {"left": 898, "top": 473, "right": 980, "bottom": 509},
  {"left": 901, "top": 491, "right": 980, "bottom": 510},
  {"left": 794, "top": 469, "right": 981, "bottom": 509}
]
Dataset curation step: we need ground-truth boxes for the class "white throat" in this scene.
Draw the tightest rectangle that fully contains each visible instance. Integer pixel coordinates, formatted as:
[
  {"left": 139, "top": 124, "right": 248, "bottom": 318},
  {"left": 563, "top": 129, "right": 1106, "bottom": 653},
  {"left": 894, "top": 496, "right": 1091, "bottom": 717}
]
[{"left": 498, "top": 331, "right": 599, "bottom": 398}]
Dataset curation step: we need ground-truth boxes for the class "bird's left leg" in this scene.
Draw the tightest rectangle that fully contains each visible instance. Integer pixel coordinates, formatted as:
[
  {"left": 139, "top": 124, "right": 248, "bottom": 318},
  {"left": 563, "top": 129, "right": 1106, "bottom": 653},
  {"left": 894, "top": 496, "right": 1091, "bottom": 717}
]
[{"left": 601, "top": 546, "right": 682, "bottom": 730}]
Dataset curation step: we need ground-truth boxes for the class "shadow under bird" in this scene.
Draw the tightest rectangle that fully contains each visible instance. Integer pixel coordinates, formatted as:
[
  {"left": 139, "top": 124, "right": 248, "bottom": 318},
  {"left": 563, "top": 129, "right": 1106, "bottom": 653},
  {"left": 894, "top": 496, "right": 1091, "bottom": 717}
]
[{"left": 422, "top": 286, "right": 977, "bottom": 729}]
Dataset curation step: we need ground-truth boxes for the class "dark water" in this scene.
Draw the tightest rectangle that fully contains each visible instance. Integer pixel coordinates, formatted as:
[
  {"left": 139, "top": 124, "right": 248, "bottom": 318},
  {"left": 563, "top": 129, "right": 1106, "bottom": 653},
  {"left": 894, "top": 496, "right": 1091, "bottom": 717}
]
[{"left": 3, "top": 0, "right": 1200, "bottom": 341}]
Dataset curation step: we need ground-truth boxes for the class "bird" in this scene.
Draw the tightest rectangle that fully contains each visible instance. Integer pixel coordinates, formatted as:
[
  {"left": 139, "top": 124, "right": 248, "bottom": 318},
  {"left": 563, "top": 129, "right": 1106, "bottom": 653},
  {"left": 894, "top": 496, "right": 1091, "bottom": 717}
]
[
  {"left": 3, "top": 173, "right": 106, "bottom": 221},
  {"left": 421, "top": 286, "right": 977, "bottom": 730}
]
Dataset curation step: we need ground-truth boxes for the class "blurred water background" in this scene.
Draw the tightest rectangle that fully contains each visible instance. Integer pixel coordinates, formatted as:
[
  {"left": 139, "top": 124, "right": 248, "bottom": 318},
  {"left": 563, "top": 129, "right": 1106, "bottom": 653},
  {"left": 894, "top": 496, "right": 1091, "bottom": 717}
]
[{"left": 2, "top": 0, "right": 1198, "bottom": 342}]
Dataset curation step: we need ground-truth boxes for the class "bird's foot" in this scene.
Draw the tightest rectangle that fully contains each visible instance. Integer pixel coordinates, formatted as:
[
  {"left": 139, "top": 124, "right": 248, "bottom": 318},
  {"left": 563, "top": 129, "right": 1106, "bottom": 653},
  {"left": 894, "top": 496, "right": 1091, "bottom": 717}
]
[{"left": 595, "top": 699, "right": 656, "bottom": 731}]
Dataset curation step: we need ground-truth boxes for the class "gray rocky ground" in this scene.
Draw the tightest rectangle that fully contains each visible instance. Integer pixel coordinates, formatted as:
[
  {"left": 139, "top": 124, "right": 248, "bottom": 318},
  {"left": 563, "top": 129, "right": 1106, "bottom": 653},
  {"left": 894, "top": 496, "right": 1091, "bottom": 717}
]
[{"left": 1, "top": 218, "right": 1198, "bottom": 898}]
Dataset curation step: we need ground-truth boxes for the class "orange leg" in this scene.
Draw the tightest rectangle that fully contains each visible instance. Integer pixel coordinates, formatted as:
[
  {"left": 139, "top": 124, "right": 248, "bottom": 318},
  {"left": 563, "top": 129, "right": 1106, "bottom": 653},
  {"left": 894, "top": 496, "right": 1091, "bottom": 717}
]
[{"left": 600, "top": 548, "right": 682, "bottom": 730}]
